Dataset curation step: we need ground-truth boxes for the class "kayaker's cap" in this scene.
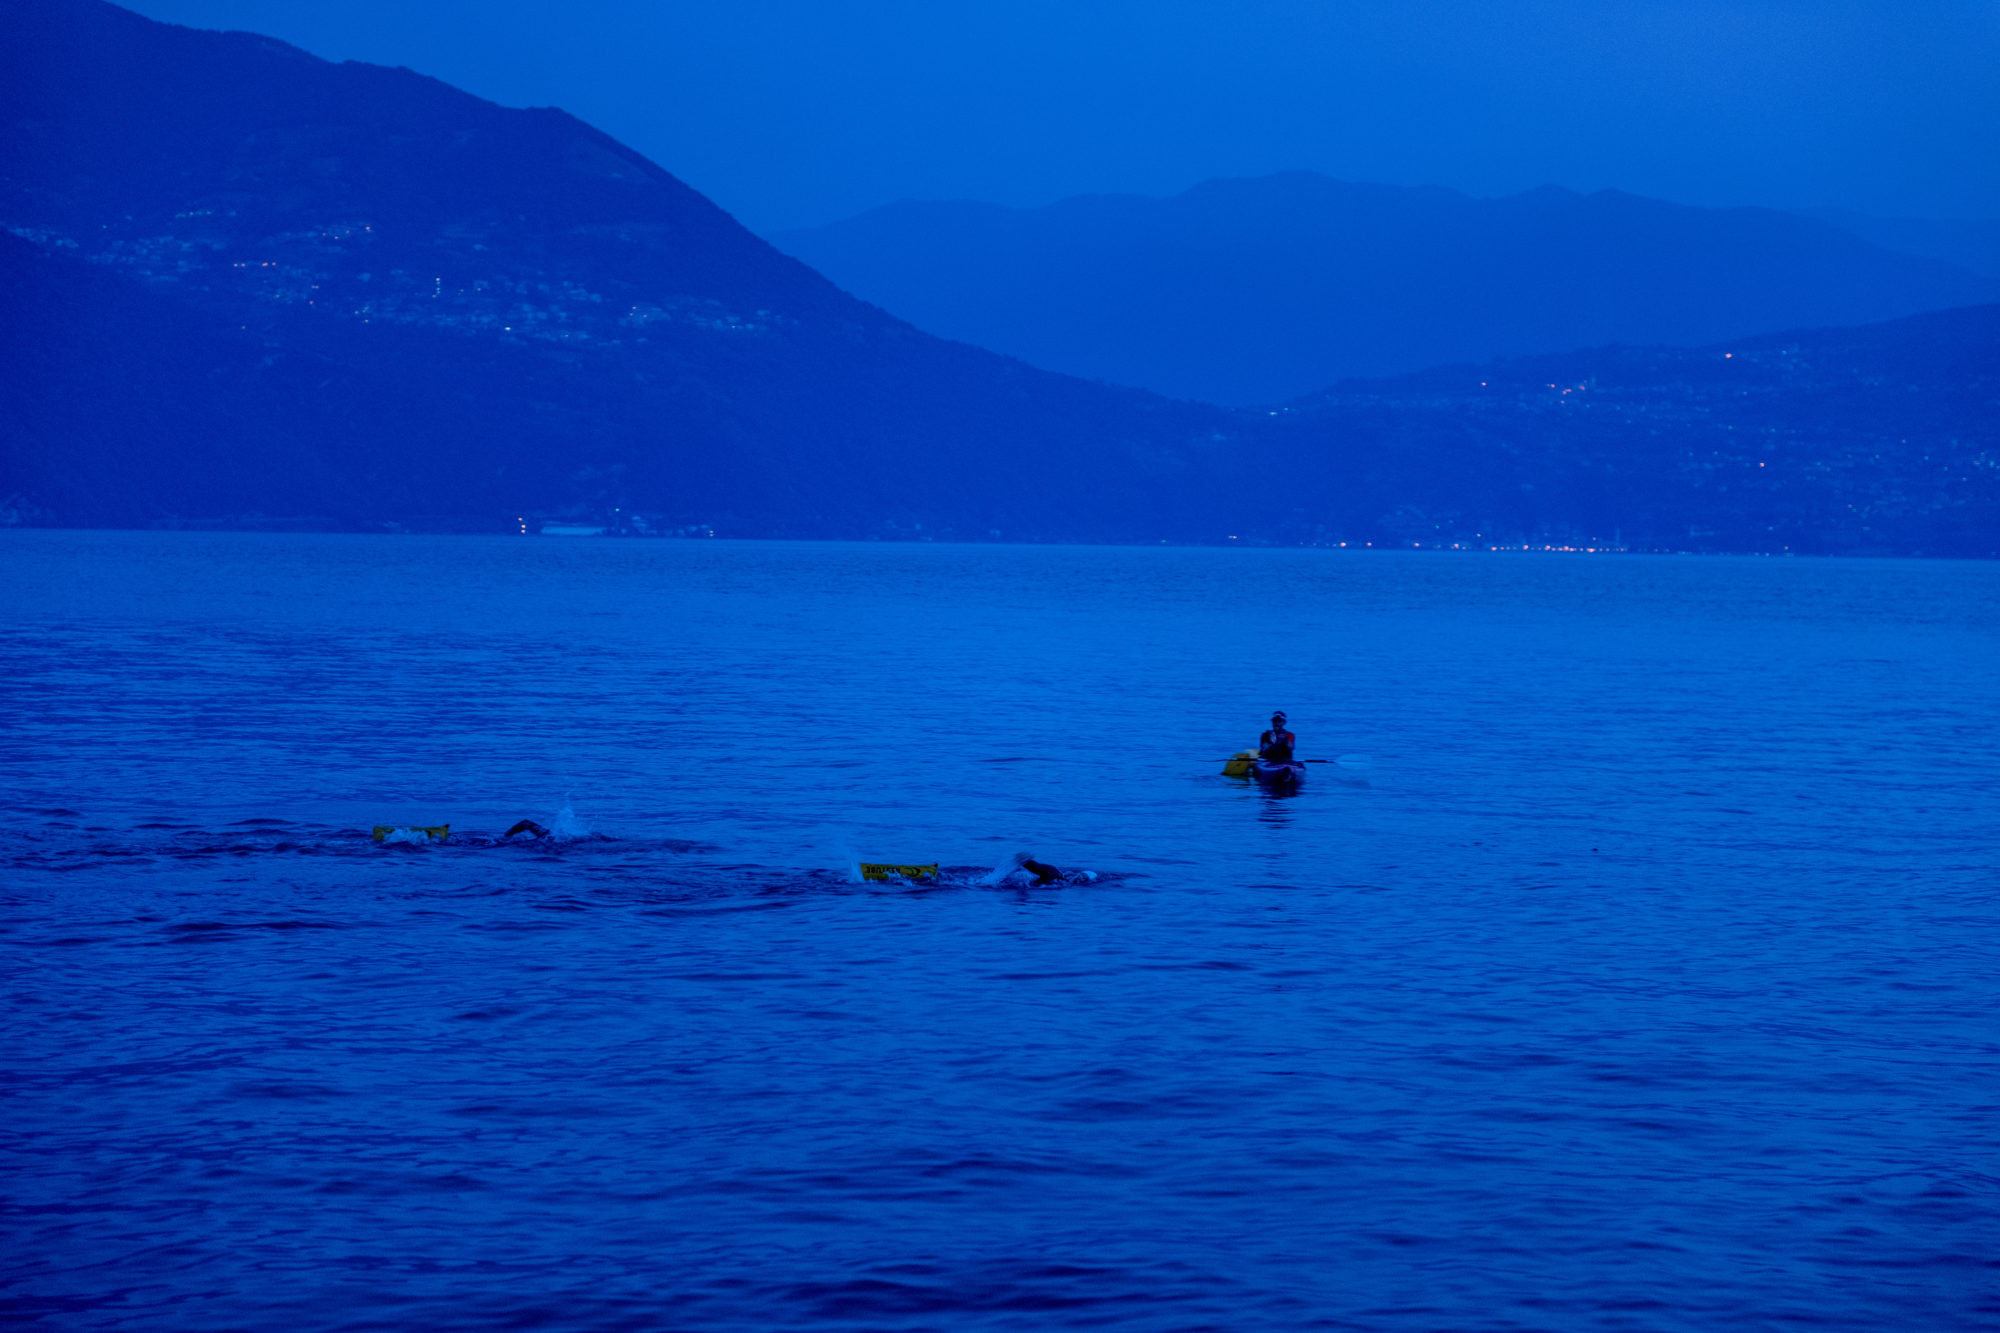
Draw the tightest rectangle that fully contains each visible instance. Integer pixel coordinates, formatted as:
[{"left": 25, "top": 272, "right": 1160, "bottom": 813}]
[{"left": 1271, "top": 711, "right": 1287, "bottom": 721}]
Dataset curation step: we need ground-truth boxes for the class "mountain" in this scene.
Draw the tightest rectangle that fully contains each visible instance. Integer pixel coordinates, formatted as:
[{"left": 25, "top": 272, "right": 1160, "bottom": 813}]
[
  {"left": 1255, "top": 304, "right": 2000, "bottom": 557},
  {"left": 768, "top": 175, "right": 1998, "bottom": 407},
  {"left": 0, "top": 0, "right": 1235, "bottom": 540},
  {"left": 1800, "top": 209, "right": 2000, "bottom": 282}
]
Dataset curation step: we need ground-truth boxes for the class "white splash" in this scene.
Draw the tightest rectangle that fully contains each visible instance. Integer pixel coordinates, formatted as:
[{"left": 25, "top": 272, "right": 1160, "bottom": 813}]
[
  {"left": 822, "top": 834, "right": 865, "bottom": 882},
  {"left": 975, "top": 862, "right": 1016, "bottom": 887},
  {"left": 548, "top": 802, "right": 591, "bottom": 840}
]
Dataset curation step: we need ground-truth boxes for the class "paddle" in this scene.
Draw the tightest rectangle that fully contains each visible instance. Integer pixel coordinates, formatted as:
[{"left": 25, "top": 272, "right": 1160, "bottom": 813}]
[{"left": 1223, "top": 755, "right": 1370, "bottom": 766}]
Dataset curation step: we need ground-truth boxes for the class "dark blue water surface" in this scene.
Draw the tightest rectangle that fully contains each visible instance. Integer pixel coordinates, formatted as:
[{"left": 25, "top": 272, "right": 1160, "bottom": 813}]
[{"left": 3, "top": 531, "right": 1996, "bottom": 1331}]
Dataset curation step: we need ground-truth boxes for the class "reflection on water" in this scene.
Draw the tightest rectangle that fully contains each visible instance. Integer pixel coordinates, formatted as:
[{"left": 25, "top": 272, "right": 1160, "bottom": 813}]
[
  {"left": 2, "top": 531, "right": 1996, "bottom": 1331},
  {"left": 1254, "top": 788, "right": 1298, "bottom": 825}
]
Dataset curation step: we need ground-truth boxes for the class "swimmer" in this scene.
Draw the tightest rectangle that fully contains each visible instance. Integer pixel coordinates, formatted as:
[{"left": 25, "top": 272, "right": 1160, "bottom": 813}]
[
  {"left": 1012, "top": 852, "right": 1066, "bottom": 884},
  {"left": 504, "top": 820, "right": 550, "bottom": 839}
]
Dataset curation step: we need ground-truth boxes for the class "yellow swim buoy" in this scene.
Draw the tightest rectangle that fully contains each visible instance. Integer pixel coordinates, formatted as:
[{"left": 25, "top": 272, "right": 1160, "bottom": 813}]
[
  {"left": 372, "top": 825, "right": 450, "bottom": 843},
  {"left": 858, "top": 862, "right": 938, "bottom": 881}
]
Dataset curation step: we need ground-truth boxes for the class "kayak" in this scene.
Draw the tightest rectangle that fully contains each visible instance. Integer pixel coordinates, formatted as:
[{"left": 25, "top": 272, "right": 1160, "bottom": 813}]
[
  {"left": 1250, "top": 759, "right": 1305, "bottom": 787},
  {"left": 1223, "top": 751, "right": 1305, "bottom": 786}
]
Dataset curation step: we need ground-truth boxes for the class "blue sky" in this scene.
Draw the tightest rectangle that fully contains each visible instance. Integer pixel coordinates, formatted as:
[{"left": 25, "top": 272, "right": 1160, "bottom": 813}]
[{"left": 123, "top": 0, "right": 2000, "bottom": 231}]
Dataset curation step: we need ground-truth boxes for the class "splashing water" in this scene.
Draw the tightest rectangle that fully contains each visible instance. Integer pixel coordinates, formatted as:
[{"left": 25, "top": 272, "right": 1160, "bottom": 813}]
[
  {"left": 547, "top": 801, "right": 591, "bottom": 840},
  {"left": 823, "top": 834, "right": 867, "bottom": 883}
]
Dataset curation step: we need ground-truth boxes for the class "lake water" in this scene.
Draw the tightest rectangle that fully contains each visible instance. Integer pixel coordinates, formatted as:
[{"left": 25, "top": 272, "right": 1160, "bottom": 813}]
[{"left": 3, "top": 531, "right": 1995, "bottom": 1331}]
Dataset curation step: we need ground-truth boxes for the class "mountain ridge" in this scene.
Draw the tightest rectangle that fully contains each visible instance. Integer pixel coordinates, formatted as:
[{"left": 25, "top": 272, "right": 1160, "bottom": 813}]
[
  {"left": 0, "top": 0, "right": 1242, "bottom": 541},
  {"left": 770, "top": 173, "right": 1996, "bottom": 406},
  {"left": 1796, "top": 208, "right": 2000, "bottom": 282},
  {"left": 1258, "top": 303, "right": 2000, "bottom": 557}
]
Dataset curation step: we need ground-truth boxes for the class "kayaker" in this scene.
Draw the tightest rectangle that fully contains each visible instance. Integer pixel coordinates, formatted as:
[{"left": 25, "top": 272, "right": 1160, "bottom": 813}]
[{"left": 1259, "top": 712, "right": 1296, "bottom": 761}]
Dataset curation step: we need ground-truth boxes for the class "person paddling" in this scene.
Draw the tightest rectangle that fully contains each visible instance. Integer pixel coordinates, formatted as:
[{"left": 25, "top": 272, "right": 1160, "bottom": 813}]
[{"left": 1259, "top": 711, "right": 1296, "bottom": 761}]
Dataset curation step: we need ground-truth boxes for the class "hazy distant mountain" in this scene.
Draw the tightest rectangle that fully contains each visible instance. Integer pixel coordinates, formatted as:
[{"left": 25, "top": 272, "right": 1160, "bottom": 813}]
[
  {"left": 1, "top": 0, "right": 1993, "bottom": 555},
  {"left": 769, "top": 176, "right": 1997, "bottom": 406},
  {"left": 1800, "top": 209, "right": 2000, "bottom": 281}
]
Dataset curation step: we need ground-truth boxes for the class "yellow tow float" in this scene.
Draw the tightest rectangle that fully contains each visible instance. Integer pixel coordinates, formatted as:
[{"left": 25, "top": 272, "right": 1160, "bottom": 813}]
[
  {"left": 372, "top": 825, "right": 450, "bottom": 843},
  {"left": 858, "top": 862, "right": 938, "bottom": 882}
]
